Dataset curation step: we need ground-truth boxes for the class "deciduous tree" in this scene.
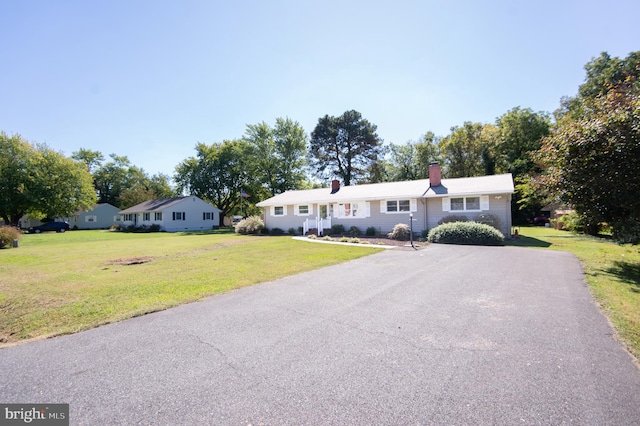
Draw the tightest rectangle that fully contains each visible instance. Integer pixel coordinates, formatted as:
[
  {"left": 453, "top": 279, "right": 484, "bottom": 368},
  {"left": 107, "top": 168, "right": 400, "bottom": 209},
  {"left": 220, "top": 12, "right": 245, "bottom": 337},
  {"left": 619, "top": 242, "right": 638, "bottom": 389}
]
[
  {"left": 537, "top": 85, "right": 640, "bottom": 241},
  {"left": 0, "top": 132, "right": 96, "bottom": 225},
  {"left": 174, "top": 140, "right": 249, "bottom": 225}
]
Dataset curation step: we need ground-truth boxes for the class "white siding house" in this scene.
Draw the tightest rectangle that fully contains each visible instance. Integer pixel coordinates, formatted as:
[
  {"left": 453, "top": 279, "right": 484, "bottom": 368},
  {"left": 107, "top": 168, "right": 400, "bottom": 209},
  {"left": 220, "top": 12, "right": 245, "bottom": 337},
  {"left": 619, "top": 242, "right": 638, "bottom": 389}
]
[
  {"left": 256, "top": 164, "right": 515, "bottom": 237},
  {"left": 119, "top": 196, "right": 221, "bottom": 232}
]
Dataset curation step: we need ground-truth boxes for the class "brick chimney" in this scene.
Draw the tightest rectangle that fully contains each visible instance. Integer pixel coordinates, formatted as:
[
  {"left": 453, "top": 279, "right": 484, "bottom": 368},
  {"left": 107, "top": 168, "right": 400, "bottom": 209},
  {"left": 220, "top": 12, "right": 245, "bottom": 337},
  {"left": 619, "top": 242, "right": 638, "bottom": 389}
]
[
  {"left": 331, "top": 179, "right": 340, "bottom": 194},
  {"left": 429, "top": 163, "right": 441, "bottom": 187}
]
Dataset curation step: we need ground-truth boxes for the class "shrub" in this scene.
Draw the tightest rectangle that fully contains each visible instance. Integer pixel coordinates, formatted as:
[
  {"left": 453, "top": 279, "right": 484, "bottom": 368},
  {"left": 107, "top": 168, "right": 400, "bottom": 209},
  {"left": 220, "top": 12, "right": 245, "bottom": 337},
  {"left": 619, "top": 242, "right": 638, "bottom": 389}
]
[
  {"left": 388, "top": 223, "right": 411, "bottom": 241},
  {"left": 149, "top": 224, "right": 161, "bottom": 232},
  {"left": 438, "top": 215, "right": 468, "bottom": 225},
  {"left": 427, "top": 222, "right": 504, "bottom": 246},
  {"left": 0, "top": 226, "right": 22, "bottom": 249},
  {"left": 557, "top": 211, "right": 586, "bottom": 233},
  {"left": 270, "top": 227, "right": 285, "bottom": 235},
  {"left": 474, "top": 213, "right": 501, "bottom": 230},
  {"left": 611, "top": 219, "right": 640, "bottom": 244},
  {"left": 365, "top": 226, "right": 377, "bottom": 236},
  {"left": 234, "top": 216, "right": 264, "bottom": 235},
  {"left": 322, "top": 236, "right": 334, "bottom": 241},
  {"left": 348, "top": 237, "right": 361, "bottom": 244},
  {"left": 307, "top": 234, "right": 317, "bottom": 239},
  {"left": 288, "top": 228, "right": 297, "bottom": 236},
  {"left": 348, "top": 226, "right": 361, "bottom": 237},
  {"left": 331, "top": 224, "right": 345, "bottom": 235},
  {"left": 339, "top": 236, "right": 350, "bottom": 242}
]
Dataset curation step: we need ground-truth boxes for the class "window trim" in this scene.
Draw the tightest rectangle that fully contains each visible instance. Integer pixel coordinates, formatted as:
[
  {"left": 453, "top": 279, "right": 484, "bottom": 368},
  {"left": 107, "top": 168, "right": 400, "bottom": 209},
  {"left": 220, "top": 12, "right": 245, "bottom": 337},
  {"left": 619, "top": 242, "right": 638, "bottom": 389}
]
[
  {"left": 272, "top": 206, "right": 287, "bottom": 216},
  {"left": 334, "top": 201, "right": 370, "bottom": 219},
  {"left": 381, "top": 199, "right": 417, "bottom": 214},
  {"left": 443, "top": 196, "right": 489, "bottom": 212}
]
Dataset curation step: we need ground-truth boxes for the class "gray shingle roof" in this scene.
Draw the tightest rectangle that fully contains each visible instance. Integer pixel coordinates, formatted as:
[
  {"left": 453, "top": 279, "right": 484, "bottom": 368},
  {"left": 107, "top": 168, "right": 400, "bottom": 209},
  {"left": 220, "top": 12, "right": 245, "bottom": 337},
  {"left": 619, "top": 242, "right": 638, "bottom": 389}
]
[
  {"left": 119, "top": 197, "right": 189, "bottom": 213},
  {"left": 256, "top": 174, "right": 514, "bottom": 207}
]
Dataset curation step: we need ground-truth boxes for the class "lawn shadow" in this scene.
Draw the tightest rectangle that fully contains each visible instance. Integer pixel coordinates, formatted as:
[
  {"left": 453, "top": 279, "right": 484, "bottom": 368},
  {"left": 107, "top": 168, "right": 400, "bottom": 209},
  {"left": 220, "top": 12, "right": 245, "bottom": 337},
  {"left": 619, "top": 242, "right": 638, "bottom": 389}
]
[
  {"left": 603, "top": 260, "right": 640, "bottom": 292},
  {"left": 506, "top": 235, "right": 552, "bottom": 248}
]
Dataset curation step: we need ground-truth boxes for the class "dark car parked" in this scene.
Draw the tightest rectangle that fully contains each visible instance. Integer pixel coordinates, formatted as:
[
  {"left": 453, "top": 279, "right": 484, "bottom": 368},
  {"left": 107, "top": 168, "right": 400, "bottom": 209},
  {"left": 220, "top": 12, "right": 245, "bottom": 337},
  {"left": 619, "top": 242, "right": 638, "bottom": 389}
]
[
  {"left": 533, "top": 216, "right": 550, "bottom": 226},
  {"left": 28, "top": 222, "right": 71, "bottom": 233}
]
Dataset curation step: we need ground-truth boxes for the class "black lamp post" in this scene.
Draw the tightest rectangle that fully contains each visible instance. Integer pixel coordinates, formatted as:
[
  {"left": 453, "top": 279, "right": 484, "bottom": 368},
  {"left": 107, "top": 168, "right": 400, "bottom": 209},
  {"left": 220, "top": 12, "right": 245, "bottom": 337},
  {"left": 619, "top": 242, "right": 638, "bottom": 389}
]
[{"left": 409, "top": 213, "right": 414, "bottom": 248}]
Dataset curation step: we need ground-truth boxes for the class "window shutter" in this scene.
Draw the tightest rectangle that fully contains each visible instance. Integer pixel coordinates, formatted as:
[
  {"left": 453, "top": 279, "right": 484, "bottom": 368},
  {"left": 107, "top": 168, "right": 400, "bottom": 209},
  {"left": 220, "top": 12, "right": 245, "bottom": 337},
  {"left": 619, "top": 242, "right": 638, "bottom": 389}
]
[
  {"left": 380, "top": 200, "right": 387, "bottom": 213},
  {"left": 203, "top": 212, "right": 205, "bottom": 220},
  {"left": 410, "top": 199, "right": 417, "bottom": 212},
  {"left": 183, "top": 212, "right": 186, "bottom": 220},
  {"left": 480, "top": 196, "right": 489, "bottom": 210},
  {"left": 442, "top": 198, "right": 451, "bottom": 212}
]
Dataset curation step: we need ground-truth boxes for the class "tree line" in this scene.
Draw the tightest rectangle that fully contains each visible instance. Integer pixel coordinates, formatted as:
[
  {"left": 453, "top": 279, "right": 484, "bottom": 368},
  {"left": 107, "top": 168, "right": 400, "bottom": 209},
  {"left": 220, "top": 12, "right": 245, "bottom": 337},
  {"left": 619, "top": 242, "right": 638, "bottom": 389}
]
[{"left": 1, "top": 51, "right": 638, "bottom": 241}]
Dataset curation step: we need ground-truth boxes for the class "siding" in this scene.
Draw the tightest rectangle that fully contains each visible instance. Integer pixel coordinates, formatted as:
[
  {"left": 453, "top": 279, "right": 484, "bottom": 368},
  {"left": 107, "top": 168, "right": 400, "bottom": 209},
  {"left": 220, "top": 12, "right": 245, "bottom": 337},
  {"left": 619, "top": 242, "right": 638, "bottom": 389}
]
[
  {"left": 425, "top": 193, "right": 512, "bottom": 236},
  {"left": 263, "top": 194, "right": 513, "bottom": 237},
  {"left": 264, "top": 200, "right": 428, "bottom": 235}
]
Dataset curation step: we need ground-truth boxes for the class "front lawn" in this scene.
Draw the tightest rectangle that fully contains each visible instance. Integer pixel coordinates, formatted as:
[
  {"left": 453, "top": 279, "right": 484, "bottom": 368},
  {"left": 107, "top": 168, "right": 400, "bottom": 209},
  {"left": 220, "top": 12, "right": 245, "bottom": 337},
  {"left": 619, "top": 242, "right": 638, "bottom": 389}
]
[
  {"left": 508, "top": 226, "right": 640, "bottom": 361},
  {"left": 0, "top": 229, "right": 382, "bottom": 346}
]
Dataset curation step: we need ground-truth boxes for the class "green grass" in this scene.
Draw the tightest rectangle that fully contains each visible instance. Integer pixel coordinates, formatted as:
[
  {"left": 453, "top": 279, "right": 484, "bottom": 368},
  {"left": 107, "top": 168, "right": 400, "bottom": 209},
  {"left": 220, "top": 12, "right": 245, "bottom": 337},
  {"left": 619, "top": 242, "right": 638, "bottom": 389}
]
[
  {"left": 508, "top": 226, "right": 640, "bottom": 360},
  {"left": 0, "top": 229, "right": 382, "bottom": 346}
]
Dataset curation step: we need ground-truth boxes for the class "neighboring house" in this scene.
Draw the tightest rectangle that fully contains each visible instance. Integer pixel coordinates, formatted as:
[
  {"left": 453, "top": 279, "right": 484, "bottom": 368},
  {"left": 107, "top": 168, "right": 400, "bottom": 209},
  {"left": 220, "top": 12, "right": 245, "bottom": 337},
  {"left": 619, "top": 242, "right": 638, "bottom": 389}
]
[
  {"left": 64, "top": 203, "right": 122, "bottom": 230},
  {"left": 256, "top": 164, "right": 515, "bottom": 237},
  {"left": 119, "top": 196, "right": 221, "bottom": 232}
]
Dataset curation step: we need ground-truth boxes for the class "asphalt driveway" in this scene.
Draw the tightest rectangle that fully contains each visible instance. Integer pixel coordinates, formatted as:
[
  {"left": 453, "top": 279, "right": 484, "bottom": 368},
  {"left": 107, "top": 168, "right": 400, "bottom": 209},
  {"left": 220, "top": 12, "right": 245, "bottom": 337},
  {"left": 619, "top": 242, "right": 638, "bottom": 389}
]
[{"left": 1, "top": 244, "right": 640, "bottom": 425}]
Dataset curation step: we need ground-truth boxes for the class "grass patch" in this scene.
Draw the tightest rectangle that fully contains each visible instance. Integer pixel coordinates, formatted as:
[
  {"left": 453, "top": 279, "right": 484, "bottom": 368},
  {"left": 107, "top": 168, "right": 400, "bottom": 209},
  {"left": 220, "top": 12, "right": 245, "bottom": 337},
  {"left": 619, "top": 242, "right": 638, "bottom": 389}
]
[
  {"left": 508, "top": 226, "right": 640, "bottom": 360},
  {"left": 0, "top": 229, "right": 382, "bottom": 346}
]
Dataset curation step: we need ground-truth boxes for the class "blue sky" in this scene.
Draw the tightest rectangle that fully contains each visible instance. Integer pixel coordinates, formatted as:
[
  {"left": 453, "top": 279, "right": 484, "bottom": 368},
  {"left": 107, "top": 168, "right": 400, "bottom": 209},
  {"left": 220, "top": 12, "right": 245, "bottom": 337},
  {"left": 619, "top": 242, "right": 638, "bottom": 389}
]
[{"left": 1, "top": 0, "right": 638, "bottom": 179}]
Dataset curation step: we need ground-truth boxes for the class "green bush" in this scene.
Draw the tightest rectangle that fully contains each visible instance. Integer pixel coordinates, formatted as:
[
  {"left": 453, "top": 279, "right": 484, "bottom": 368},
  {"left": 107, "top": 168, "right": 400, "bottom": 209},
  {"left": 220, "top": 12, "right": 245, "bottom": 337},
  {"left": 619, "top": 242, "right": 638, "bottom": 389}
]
[
  {"left": 234, "top": 216, "right": 264, "bottom": 235},
  {"left": 557, "top": 212, "right": 585, "bottom": 233},
  {"left": 0, "top": 226, "right": 22, "bottom": 249},
  {"left": 348, "top": 226, "right": 361, "bottom": 237},
  {"left": 270, "top": 227, "right": 285, "bottom": 235},
  {"left": 427, "top": 222, "right": 504, "bottom": 246},
  {"left": 331, "top": 224, "right": 345, "bottom": 235},
  {"left": 365, "top": 226, "right": 377, "bottom": 236},
  {"left": 474, "top": 213, "right": 501, "bottom": 230},
  {"left": 388, "top": 223, "right": 410, "bottom": 241},
  {"left": 438, "top": 214, "right": 468, "bottom": 225},
  {"left": 288, "top": 228, "right": 297, "bottom": 236}
]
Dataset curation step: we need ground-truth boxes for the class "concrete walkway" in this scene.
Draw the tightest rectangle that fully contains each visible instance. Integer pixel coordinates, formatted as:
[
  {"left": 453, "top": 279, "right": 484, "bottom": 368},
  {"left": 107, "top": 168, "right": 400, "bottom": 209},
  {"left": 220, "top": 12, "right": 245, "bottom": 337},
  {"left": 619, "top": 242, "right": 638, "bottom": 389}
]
[{"left": 1, "top": 244, "right": 639, "bottom": 425}]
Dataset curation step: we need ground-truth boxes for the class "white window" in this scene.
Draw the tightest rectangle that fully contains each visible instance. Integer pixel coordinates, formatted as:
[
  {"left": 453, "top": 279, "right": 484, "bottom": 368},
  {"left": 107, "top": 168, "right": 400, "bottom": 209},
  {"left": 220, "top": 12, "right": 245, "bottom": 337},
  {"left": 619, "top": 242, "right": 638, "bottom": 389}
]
[
  {"left": 85, "top": 215, "right": 96, "bottom": 223},
  {"left": 154, "top": 212, "right": 163, "bottom": 221},
  {"left": 272, "top": 206, "right": 287, "bottom": 216},
  {"left": 114, "top": 215, "right": 122, "bottom": 222},
  {"left": 294, "top": 204, "right": 312, "bottom": 216},
  {"left": 381, "top": 199, "right": 417, "bottom": 214},
  {"left": 335, "top": 201, "right": 370, "bottom": 218},
  {"left": 172, "top": 212, "right": 186, "bottom": 221},
  {"left": 443, "top": 196, "right": 489, "bottom": 212},
  {"left": 143, "top": 213, "right": 151, "bottom": 221},
  {"left": 123, "top": 214, "right": 134, "bottom": 222},
  {"left": 203, "top": 212, "right": 215, "bottom": 220}
]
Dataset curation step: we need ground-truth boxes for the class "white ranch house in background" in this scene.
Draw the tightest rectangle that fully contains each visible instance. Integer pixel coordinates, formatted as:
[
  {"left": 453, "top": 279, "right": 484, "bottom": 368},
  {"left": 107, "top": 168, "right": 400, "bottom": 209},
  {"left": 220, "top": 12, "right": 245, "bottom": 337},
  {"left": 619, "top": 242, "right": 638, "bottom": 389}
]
[
  {"left": 257, "top": 164, "right": 515, "bottom": 237},
  {"left": 119, "top": 196, "right": 221, "bottom": 232}
]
